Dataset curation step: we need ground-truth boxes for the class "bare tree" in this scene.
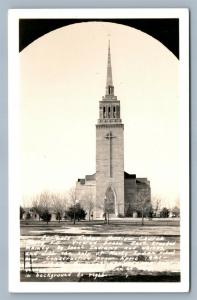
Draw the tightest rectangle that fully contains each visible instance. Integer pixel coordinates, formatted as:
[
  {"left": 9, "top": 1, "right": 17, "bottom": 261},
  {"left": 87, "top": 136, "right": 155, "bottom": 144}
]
[
  {"left": 39, "top": 191, "right": 52, "bottom": 224},
  {"left": 151, "top": 194, "right": 162, "bottom": 212},
  {"left": 81, "top": 192, "right": 95, "bottom": 221},
  {"left": 67, "top": 187, "right": 76, "bottom": 205},
  {"left": 30, "top": 191, "right": 68, "bottom": 223},
  {"left": 136, "top": 189, "right": 151, "bottom": 225},
  {"left": 31, "top": 191, "right": 52, "bottom": 223},
  {"left": 86, "top": 198, "right": 94, "bottom": 221},
  {"left": 31, "top": 195, "right": 43, "bottom": 221},
  {"left": 68, "top": 187, "right": 77, "bottom": 224},
  {"left": 39, "top": 191, "right": 51, "bottom": 210},
  {"left": 51, "top": 192, "right": 66, "bottom": 223}
]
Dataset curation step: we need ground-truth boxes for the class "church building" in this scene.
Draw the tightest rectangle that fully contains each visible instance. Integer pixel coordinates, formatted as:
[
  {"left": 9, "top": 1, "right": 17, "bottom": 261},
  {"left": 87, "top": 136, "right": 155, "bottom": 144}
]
[{"left": 76, "top": 42, "right": 151, "bottom": 218}]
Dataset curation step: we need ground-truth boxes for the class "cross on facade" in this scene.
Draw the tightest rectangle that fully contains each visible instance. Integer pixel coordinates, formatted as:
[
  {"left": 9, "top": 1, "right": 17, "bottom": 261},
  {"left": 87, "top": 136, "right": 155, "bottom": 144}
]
[{"left": 105, "top": 131, "right": 116, "bottom": 177}]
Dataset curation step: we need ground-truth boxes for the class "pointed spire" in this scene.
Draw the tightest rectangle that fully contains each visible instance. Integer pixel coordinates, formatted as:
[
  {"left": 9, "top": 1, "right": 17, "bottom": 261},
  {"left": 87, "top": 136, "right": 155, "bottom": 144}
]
[
  {"left": 106, "top": 40, "right": 113, "bottom": 86},
  {"left": 105, "top": 40, "right": 114, "bottom": 96}
]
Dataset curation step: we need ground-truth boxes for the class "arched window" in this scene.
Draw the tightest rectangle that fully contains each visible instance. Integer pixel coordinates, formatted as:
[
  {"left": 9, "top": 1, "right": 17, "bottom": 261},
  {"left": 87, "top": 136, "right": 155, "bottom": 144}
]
[
  {"left": 103, "top": 106, "right": 106, "bottom": 118},
  {"left": 113, "top": 106, "right": 116, "bottom": 118},
  {"left": 108, "top": 86, "right": 111, "bottom": 94},
  {"left": 108, "top": 106, "right": 110, "bottom": 118}
]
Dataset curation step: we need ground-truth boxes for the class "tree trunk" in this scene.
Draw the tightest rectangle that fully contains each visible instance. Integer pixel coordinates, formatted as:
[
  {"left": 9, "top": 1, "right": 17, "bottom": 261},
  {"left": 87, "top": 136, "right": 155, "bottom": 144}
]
[
  {"left": 141, "top": 208, "right": 144, "bottom": 226},
  {"left": 73, "top": 209, "right": 76, "bottom": 225},
  {"left": 104, "top": 213, "right": 107, "bottom": 224}
]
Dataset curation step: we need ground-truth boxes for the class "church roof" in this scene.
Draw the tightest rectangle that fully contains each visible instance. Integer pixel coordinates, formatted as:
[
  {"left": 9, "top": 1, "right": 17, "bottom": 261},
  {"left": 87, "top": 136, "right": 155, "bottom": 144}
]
[
  {"left": 124, "top": 171, "right": 136, "bottom": 179},
  {"left": 85, "top": 173, "right": 96, "bottom": 181},
  {"left": 136, "top": 178, "right": 150, "bottom": 187},
  {"left": 77, "top": 178, "right": 85, "bottom": 184},
  {"left": 77, "top": 173, "right": 96, "bottom": 185}
]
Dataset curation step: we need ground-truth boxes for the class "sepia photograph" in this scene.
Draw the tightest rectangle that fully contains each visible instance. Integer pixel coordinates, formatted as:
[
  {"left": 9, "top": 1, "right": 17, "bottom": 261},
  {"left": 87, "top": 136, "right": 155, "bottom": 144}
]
[{"left": 8, "top": 9, "right": 189, "bottom": 293}]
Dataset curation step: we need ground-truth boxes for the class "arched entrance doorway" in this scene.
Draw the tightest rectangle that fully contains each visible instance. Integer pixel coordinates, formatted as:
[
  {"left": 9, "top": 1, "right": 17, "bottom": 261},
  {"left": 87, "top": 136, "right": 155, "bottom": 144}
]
[{"left": 104, "top": 186, "right": 115, "bottom": 214}]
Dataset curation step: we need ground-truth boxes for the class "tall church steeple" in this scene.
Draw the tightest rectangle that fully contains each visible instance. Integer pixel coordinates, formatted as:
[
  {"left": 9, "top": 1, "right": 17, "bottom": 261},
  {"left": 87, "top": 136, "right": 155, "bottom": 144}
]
[
  {"left": 106, "top": 40, "right": 114, "bottom": 96},
  {"left": 96, "top": 41, "right": 125, "bottom": 218},
  {"left": 98, "top": 41, "right": 122, "bottom": 123}
]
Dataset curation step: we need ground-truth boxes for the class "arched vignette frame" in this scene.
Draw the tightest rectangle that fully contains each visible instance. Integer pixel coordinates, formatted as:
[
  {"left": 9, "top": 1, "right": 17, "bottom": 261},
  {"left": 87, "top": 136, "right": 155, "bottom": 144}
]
[{"left": 19, "top": 18, "right": 179, "bottom": 59}]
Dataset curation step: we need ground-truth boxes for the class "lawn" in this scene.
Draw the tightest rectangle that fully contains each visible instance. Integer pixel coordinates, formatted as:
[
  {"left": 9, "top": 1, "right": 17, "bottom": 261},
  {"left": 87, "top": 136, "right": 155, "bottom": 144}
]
[{"left": 20, "top": 218, "right": 180, "bottom": 282}]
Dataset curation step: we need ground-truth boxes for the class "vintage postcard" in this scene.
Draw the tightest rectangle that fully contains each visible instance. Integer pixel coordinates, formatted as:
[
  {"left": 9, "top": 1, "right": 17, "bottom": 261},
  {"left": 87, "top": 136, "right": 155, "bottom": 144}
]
[{"left": 8, "top": 9, "right": 189, "bottom": 293}]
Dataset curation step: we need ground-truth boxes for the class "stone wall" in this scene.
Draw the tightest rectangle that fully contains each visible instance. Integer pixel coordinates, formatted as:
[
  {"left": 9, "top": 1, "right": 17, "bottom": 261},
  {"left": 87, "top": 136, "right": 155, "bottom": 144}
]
[
  {"left": 96, "top": 123, "right": 124, "bottom": 217},
  {"left": 124, "top": 177, "right": 137, "bottom": 216},
  {"left": 76, "top": 180, "right": 96, "bottom": 218}
]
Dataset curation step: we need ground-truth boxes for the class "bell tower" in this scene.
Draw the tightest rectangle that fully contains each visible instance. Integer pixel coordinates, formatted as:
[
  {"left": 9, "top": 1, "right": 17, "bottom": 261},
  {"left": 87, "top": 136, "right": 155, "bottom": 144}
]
[{"left": 96, "top": 41, "right": 124, "bottom": 218}]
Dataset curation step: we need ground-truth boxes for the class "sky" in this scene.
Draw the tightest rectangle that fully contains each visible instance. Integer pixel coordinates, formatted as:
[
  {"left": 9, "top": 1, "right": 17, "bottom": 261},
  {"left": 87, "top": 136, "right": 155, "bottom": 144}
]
[{"left": 20, "top": 21, "right": 179, "bottom": 208}]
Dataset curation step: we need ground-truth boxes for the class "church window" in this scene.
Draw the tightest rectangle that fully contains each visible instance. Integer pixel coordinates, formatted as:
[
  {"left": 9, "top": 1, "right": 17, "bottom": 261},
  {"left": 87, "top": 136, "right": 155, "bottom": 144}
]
[
  {"left": 113, "top": 106, "right": 116, "bottom": 118},
  {"left": 108, "top": 106, "right": 111, "bottom": 118},
  {"left": 103, "top": 106, "right": 106, "bottom": 118}
]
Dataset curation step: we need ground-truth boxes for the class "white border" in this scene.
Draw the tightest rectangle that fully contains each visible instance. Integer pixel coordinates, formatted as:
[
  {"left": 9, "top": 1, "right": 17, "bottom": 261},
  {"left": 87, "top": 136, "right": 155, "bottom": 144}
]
[{"left": 8, "top": 8, "right": 189, "bottom": 293}]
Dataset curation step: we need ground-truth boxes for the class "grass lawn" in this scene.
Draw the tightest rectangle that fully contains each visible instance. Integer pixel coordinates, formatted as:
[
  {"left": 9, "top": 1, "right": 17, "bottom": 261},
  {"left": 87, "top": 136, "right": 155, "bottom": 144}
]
[
  {"left": 21, "top": 218, "right": 180, "bottom": 236},
  {"left": 20, "top": 218, "right": 180, "bottom": 282}
]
